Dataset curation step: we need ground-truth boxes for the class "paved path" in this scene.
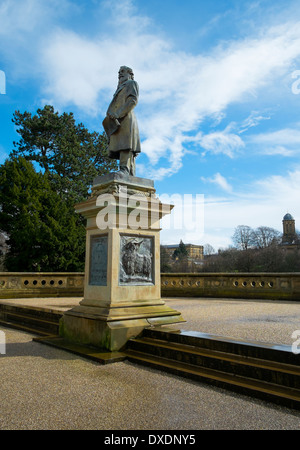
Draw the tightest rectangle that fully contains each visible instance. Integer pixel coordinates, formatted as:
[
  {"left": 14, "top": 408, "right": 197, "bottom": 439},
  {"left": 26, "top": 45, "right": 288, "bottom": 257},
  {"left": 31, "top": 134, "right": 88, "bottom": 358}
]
[{"left": 0, "top": 297, "right": 300, "bottom": 430}]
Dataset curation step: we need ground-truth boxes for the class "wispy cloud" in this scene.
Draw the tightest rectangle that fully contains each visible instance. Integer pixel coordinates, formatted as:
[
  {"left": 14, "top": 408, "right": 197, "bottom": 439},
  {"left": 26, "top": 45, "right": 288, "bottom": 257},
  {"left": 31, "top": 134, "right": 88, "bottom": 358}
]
[
  {"left": 251, "top": 128, "right": 300, "bottom": 145},
  {"left": 195, "top": 127, "right": 245, "bottom": 158},
  {"left": 2, "top": 0, "right": 300, "bottom": 181},
  {"left": 191, "top": 167, "right": 300, "bottom": 249},
  {"left": 41, "top": 14, "right": 300, "bottom": 178},
  {"left": 0, "top": 0, "right": 73, "bottom": 78},
  {"left": 249, "top": 127, "right": 300, "bottom": 156},
  {"left": 254, "top": 167, "right": 300, "bottom": 201},
  {"left": 239, "top": 111, "right": 271, "bottom": 134},
  {"left": 201, "top": 172, "right": 233, "bottom": 193}
]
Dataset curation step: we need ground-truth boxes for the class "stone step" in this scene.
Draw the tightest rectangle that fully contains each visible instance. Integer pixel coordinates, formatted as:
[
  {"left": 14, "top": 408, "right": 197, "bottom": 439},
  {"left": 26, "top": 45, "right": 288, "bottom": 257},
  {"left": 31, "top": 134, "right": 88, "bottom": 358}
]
[
  {"left": 0, "top": 319, "right": 55, "bottom": 336},
  {"left": 0, "top": 305, "right": 61, "bottom": 336},
  {"left": 125, "top": 328, "right": 300, "bottom": 410},
  {"left": 125, "top": 348, "right": 300, "bottom": 410},
  {"left": 128, "top": 336, "right": 300, "bottom": 389},
  {"left": 0, "top": 303, "right": 62, "bottom": 322},
  {"left": 143, "top": 328, "right": 299, "bottom": 366}
]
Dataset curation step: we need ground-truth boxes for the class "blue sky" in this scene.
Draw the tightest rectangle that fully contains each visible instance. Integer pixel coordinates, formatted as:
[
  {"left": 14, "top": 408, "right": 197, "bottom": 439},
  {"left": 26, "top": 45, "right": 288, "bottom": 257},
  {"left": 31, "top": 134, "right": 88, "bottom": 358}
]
[{"left": 1, "top": 0, "right": 300, "bottom": 250}]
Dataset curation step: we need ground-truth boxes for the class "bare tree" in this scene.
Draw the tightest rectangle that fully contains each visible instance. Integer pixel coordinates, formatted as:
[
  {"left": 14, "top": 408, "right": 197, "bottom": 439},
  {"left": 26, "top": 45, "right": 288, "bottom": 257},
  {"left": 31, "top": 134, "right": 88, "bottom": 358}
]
[
  {"left": 232, "top": 225, "right": 254, "bottom": 250},
  {"left": 252, "top": 226, "right": 281, "bottom": 249},
  {"left": 204, "top": 243, "right": 215, "bottom": 255}
]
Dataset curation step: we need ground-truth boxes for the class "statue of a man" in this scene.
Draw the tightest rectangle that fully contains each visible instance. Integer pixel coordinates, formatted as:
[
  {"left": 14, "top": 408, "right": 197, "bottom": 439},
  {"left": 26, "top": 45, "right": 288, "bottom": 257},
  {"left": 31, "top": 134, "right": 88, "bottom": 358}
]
[{"left": 103, "top": 66, "right": 141, "bottom": 176}]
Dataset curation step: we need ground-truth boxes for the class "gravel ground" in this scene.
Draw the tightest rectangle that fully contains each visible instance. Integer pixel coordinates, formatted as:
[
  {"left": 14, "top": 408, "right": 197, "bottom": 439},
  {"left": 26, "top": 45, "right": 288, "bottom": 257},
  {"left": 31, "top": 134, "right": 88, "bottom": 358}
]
[
  {"left": 0, "top": 297, "right": 300, "bottom": 430},
  {"left": 165, "top": 297, "right": 300, "bottom": 347}
]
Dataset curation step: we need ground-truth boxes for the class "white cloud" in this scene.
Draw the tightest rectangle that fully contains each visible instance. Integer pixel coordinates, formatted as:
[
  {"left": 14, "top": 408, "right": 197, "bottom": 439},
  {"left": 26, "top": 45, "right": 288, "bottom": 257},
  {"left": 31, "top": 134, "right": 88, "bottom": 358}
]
[
  {"left": 161, "top": 166, "right": 300, "bottom": 249},
  {"left": 0, "top": 0, "right": 73, "bottom": 79},
  {"left": 3, "top": 1, "right": 300, "bottom": 181},
  {"left": 0, "top": 0, "right": 74, "bottom": 35},
  {"left": 239, "top": 111, "right": 271, "bottom": 134},
  {"left": 248, "top": 127, "right": 300, "bottom": 156},
  {"left": 254, "top": 167, "right": 300, "bottom": 201},
  {"left": 195, "top": 128, "right": 245, "bottom": 158},
  {"left": 0, "top": 0, "right": 50, "bottom": 35},
  {"left": 9, "top": 0, "right": 291, "bottom": 179},
  {"left": 260, "top": 146, "right": 296, "bottom": 157},
  {"left": 251, "top": 128, "right": 300, "bottom": 146},
  {"left": 201, "top": 168, "right": 300, "bottom": 249},
  {"left": 202, "top": 173, "right": 233, "bottom": 193}
]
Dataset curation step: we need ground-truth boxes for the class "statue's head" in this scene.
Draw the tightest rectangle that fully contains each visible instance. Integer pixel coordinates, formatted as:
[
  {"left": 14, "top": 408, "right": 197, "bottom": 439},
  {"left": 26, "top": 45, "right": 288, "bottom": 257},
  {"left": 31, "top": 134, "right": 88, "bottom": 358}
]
[{"left": 118, "top": 66, "right": 134, "bottom": 84}]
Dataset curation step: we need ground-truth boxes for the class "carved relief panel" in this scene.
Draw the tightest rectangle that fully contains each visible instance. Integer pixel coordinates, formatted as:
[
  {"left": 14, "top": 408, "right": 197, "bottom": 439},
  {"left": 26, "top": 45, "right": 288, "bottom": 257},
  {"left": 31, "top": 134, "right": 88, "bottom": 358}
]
[
  {"left": 89, "top": 235, "right": 108, "bottom": 286},
  {"left": 119, "top": 234, "right": 154, "bottom": 285}
]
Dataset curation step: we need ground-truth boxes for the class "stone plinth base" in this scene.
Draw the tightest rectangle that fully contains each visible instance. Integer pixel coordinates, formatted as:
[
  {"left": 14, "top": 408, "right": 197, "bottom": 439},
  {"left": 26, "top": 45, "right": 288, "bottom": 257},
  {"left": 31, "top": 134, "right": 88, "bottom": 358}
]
[
  {"left": 60, "top": 303, "right": 184, "bottom": 351},
  {"left": 59, "top": 172, "right": 185, "bottom": 352}
]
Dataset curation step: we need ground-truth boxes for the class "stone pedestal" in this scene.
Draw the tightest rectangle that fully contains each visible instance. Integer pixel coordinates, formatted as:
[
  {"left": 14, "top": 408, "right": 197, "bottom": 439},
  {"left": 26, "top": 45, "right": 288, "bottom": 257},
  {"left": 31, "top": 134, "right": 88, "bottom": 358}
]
[{"left": 59, "top": 173, "right": 185, "bottom": 351}]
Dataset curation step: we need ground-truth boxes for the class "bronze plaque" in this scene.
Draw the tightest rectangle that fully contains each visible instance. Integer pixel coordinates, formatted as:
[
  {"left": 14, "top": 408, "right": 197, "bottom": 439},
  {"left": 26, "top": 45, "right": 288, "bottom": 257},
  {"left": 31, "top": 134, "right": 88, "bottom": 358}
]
[
  {"left": 89, "top": 235, "right": 108, "bottom": 286},
  {"left": 119, "top": 235, "right": 154, "bottom": 285}
]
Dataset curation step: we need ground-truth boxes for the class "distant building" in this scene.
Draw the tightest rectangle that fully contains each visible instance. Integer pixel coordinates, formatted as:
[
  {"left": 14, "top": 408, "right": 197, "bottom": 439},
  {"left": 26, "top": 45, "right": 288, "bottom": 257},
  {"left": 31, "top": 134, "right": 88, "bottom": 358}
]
[
  {"left": 282, "top": 213, "right": 299, "bottom": 250},
  {"left": 162, "top": 243, "right": 204, "bottom": 268}
]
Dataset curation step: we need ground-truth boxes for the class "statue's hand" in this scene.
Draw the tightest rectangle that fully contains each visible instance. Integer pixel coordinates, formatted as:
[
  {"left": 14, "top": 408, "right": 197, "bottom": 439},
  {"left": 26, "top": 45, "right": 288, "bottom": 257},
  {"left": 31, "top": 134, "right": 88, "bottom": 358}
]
[{"left": 108, "top": 112, "right": 119, "bottom": 121}]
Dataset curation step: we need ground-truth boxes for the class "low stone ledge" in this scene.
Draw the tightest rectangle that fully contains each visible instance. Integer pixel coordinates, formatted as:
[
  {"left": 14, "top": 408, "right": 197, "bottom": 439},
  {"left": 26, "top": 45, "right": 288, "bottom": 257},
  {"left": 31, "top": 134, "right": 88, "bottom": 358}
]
[
  {"left": 0, "top": 273, "right": 85, "bottom": 298},
  {"left": 161, "top": 273, "right": 300, "bottom": 301},
  {"left": 0, "top": 272, "right": 300, "bottom": 301}
]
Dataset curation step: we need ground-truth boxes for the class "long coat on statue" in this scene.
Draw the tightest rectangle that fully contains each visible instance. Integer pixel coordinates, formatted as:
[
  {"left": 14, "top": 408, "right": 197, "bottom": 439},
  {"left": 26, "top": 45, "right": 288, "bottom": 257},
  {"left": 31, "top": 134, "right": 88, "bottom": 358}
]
[{"left": 104, "top": 79, "right": 141, "bottom": 160}]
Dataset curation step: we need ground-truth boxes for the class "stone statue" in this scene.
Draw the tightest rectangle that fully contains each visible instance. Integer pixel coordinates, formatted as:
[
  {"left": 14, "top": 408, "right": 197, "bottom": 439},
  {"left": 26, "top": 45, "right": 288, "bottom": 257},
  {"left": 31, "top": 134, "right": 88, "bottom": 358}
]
[{"left": 103, "top": 66, "right": 141, "bottom": 176}]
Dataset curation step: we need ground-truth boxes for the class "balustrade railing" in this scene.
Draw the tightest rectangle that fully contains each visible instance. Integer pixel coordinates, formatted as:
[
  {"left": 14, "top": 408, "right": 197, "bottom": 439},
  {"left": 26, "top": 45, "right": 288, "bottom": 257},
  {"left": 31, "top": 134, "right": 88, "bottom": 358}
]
[{"left": 0, "top": 272, "right": 299, "bottom": 301}]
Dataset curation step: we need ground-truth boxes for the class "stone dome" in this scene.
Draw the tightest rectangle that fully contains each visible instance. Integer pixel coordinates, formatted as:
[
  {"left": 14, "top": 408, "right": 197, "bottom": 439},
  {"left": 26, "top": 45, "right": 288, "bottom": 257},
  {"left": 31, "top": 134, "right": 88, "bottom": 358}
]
[{"left": 283, "top": 213, "right": 294, "bottom": 220}]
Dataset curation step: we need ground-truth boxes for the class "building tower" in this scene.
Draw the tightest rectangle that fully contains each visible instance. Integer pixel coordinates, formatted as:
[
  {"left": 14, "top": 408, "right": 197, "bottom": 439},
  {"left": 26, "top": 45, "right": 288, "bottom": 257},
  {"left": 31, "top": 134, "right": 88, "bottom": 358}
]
[{"left": 282, "top": 213, "right": 296, "bottom": 244}]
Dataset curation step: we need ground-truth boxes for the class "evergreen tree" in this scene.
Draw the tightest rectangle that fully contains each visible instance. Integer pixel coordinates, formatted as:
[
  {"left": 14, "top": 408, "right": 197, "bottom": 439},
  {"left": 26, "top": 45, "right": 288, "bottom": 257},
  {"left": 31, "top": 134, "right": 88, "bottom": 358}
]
[
  {"left": 11, "top": 105, "right": 117, "bottom": 204},
  {"left": 2, "top": 105, "right": 118, "bottom": 272},
  {"left": 0, "top": 157, "right": 86, "bottom": 271},
  {"left": 172, "top": 240, "right": 188, "bottom": 260}
]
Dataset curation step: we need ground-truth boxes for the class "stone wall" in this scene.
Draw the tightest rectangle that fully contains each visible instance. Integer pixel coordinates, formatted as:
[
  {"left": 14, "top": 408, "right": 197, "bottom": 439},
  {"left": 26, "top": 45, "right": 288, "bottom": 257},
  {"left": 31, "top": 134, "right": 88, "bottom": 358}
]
[
  {"left": 161, "top": 273, "right": 300, "bottom": 301},
  {"left": 0, "top": 272, "right": 300, "bottom": 301},
  {"left": 0, "top": 272, "right": 84, "bottom": 299}
]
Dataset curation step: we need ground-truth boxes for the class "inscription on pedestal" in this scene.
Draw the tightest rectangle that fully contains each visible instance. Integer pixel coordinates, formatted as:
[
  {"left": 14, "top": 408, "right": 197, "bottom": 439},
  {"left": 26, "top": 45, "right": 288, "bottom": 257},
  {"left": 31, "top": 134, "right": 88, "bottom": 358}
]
[
  {"left": 120, "top": 235, "right": 154, "bottom": 285},
  {"left": 89, "top": 235, "right": 108, "bottom": 286}
]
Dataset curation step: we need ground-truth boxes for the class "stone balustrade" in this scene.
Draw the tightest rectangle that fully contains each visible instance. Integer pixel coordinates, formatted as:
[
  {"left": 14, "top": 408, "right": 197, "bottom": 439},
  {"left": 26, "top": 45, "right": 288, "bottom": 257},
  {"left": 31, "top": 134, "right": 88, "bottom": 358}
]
[
  {"left": 0, "top": 272, "right": 85, "bottom": 299},
  {"left": 0, "top": 272, "right": 300, "bottom": 301},
  {"left": 161, "top": 273, "right": 300, "bottom": 301}
]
